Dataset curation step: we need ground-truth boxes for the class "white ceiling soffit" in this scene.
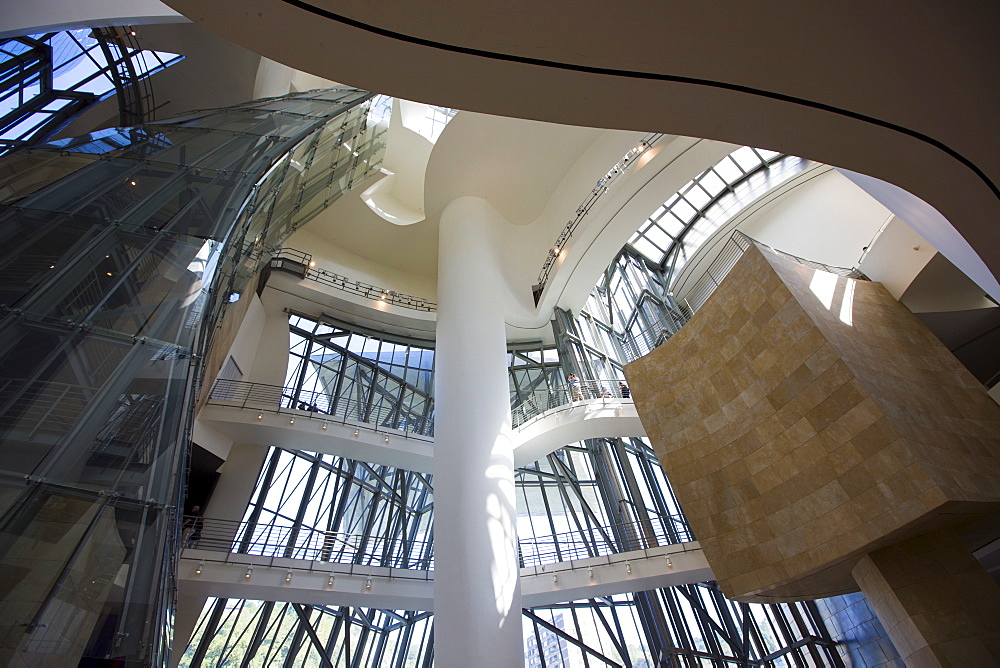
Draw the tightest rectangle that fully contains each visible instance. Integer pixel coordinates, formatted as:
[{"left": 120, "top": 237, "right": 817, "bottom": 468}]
[
  {"left": 160, "top": 0, "right": 1000, "bottom": 295},
  {"left": 3, "top": 0, "right": 186, "bottom": 39}
]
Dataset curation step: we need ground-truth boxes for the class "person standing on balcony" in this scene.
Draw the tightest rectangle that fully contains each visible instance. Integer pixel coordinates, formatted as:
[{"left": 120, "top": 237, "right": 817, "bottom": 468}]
[
  {"left": 619, "top": 382, "right": 630, "bottom": 399},
  {"left": 568, "top": 374, "right": 583, "bottom": 401},
  {"left": 184, "top": 505, "right": 203, "bottom": 547}
]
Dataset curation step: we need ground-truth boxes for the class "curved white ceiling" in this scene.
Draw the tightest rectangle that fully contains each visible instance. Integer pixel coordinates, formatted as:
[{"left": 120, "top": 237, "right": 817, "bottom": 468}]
[{"left": 159, "top": 0, "right": 1000, "bottom": 289}]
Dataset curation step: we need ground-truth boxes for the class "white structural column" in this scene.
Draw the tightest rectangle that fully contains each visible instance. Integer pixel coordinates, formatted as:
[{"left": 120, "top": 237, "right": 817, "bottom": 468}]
[{"left": 434, "top": 196, "right": 523, "bottom": 665}]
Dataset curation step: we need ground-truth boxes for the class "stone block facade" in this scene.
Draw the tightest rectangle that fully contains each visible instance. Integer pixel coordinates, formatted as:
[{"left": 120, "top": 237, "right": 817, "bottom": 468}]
[{"left": 625, "top": 244, "right": 1000, "bottom": 601}]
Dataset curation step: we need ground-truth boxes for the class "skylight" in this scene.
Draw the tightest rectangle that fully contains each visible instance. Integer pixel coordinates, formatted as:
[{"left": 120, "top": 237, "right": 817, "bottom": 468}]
[
  {"left": 0, "top": 28, "right": 183, "bottom": 155},
  {"left": 627, "top": 147, "right": 797, "bottom": 266}
]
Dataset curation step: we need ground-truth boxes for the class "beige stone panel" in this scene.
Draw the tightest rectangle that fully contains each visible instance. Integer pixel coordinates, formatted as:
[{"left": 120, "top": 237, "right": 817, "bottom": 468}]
[
  {"left": 625, "top": 244, "right": 1000, "bottom": 602},
  {"left": 852, "top": 528, "right": 1000, "bottom": 666}
]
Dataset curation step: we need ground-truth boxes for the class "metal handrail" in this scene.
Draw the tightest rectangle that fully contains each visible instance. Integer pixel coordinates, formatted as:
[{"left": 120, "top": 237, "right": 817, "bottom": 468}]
[
  {"left": 510, "top": 378, "right": 633, "bottom": 429},
  {"left": 517, "top": 514, "right": 695, "bottom": 568},
  {"left": 620, "top": 304, "right": 695, "bottom": 362},
  {"left": 533, "top": 133, "right": 665, "bottom": 302},
  {"left": 271, "top": 248, "right": 437, "bottom": 312},
  {"left": 622, "top": 231, "right": 867, "bottom": 362},
  {"left": 184, "top": 514, "right": 694, "bottom": 571},
  {"left": 206, "top": 379, "right": 435, "bottom": 440},
  {"left": 182, "top": 516, "right": 434, "bottom": 570}
]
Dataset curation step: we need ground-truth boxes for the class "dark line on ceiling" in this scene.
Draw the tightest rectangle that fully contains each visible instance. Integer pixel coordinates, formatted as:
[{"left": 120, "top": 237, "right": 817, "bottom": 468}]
[{"left": 278, "top": 0, "right": 998, "bottom": 202}]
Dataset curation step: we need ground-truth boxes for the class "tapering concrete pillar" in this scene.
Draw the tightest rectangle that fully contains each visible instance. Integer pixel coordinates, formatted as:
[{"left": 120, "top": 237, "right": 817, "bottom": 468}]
[
  {"left": 852, "top": 528, "right": 1000, "bottom": 666},
  {"left": 434, "top": 196, "right": 522, "bottom": 666}
]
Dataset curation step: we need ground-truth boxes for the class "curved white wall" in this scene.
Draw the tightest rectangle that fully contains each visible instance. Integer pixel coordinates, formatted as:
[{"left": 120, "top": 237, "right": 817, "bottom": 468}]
[{"left": 738, "top": 169, "right": 892, "bottom": 270}]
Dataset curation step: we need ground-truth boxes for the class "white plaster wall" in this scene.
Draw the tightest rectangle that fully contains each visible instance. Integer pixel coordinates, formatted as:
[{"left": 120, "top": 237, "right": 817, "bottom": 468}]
[
  {"left": 739, "top": 169, "right": 892, "bottom": 270},
  {"left": 225, "top": 293, "right": 267, "bottom": 380},
  {"left": 203, "top": 443, "right": 269, "bottom": 522},
  {"left": 1, "top": 0, "right": 185, "bottom": 39},
  {"left": 859, "top": 216, "right": 935, "bottom": 300},
  {"left": 246, "top": 293, "right": 293, "bottom": 386},
  {"left": 252, "top": 58, "right": 295, "bottom": 99},
  {"left": 191, "top": 420, "right": 233, "bottom": 462},
  {"left": 285, "top": 227, "right": 437, "bottom": 299}
]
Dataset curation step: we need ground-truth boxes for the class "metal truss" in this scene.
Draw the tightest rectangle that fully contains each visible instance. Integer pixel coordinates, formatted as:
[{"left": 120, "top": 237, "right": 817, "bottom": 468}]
[
  {"left": 0, "top": 87, "right": 385, "bottom": 666},
  {"left": 181, "top": 598, "right": 434, "bottom": 668},
  {"left": 286, "top": 312, "right": 435, "bottom": 436},
  {"left": 241, "top": 446, "right": 434, "bottom": 569},
  {"left": 0, "top": 28, "right": 182, "bottom": 155}
]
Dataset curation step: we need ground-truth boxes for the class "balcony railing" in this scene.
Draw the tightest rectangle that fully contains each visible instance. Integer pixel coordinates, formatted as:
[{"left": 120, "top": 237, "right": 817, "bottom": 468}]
[
  {"left": 183, "top": 514, "right": 694, "bottom": 571},
  {"left": 206, "top": 379, "right": 434, "bottom": 440},
  {"left": 518, "top": 515, "right": 695, "bottom": 569},
  {"left": 183, "top": 516, "right": 433, "bottom": 570},
  {"left": 510, "top": 378, "right": 633, "bottom": 429},
  {"left": 271, "top": 248, "right": 437, "bottom": 312},
  {"left": 621, "top": 232, "right": 867, "bottom": 363}
]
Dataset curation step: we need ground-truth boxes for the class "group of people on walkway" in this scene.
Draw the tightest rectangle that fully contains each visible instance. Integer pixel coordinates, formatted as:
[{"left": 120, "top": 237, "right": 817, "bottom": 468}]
[{"left": 566, "top": 374, "right": 630, "bottom": 401}]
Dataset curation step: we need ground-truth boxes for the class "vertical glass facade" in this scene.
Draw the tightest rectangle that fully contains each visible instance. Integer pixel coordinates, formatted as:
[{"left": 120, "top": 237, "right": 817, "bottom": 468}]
[
  {"left": 236, "top": 446, "right": 433, "bottom": 569},
  {"left": 0, "top": 87, "right": 386, "bottom": 666},
  {"left": 179, "top": 434, "right": 844, "bottom": 666},
  {"left": 283, "top": 314, "right": 435, "bottom": 437}
]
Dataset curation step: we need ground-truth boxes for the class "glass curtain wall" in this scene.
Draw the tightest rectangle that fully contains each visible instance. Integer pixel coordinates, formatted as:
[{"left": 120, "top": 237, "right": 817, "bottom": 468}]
[
  {"left": 517, "top": 438, "right": 841, "bottom": 667},
  {"left": 509, "top": 342, "right": 565, "bottom": 406},
  {"left": 285, "top": 314, "right": 435, "bottom": 437},
  {"left": 0, "top": 28, "right": 183, "bottom": 155},
  {"left": 236, "top": 446, "right": 433, "bottom": 569},
  {"left": 179, "top": 599, "right": 433, "bottom": 668},
  {"left": 575, "top": 148, "right": 812, "bottom": 361},
  {"left": 181, "top": 435, "right": 841, "bottom": 666},
  {"left": 0, "top": 87, "right": 386, "bottom": 666}
]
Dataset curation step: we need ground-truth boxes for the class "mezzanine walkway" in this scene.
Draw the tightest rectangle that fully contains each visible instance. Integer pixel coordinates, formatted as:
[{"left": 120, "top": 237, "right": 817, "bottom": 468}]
[
  {"left": 177, "top": 516, "right": 712, "bottom": 611},
  {"left": 200, "top": 379, "right": 646, "bottom": 473}
]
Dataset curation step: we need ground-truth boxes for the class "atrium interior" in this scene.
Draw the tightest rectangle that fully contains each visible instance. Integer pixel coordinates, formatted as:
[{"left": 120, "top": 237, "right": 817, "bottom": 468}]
[{"left": 1, "top": 3, "right": 999, "bottom": 667}]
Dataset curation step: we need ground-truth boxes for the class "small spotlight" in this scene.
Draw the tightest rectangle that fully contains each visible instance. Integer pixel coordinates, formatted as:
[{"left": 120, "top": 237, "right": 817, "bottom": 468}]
[
  {"left": 245, "top": 566, "right": 253, "bottom": 579},
  {"left": 106, "top": 272, "right": 113, "bottom": 276},
  {"left": 128, "top": 180, "right": 136, "bottom": 186},
  {"left": 289, "top": 417, "right": 294, "bottom": 424},
  {"left": 666, "top": 556, "right": 673, "bottom": 568},
  {"left": 285, "top": 570, "right": 293, "bottom": 583},
  {"left": 308, "top": 260, "right": 316, "bottom": 267},
  {"left": 257, "top": 412, "right": 263, "bottom": 420},
  {"left": 588, "top": 567, "right": 594, "bottom": 579},
  {"left": 321, "top": 422, "right": 328, "bottom": 430},
  {"left": 626, "top": 562, "right": 632, "bottom": 574},
  {"left": 327, "top": 573, "right": 335, "bottom": 587},
  {"left": 384, "top": 435, "right": 389, "bottom": 443},
  {"left": 365, "top": 577, "right": 372, "bottom": 590},
  {"left": 195, "top": 561, "right": 204, "bottom": 575},
  {"left": 354, "top": 429, "right": 359, "bottom": 437},
  {"left": 552, "top": 574, "right": 558, "bottom": 584}
]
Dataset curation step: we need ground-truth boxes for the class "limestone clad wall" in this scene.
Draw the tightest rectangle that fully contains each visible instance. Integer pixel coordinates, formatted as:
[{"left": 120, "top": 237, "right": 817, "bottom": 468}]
[
  {"left": 852, "top": 528, "right": 1000, "bottom": 665},
  {"left": 624, "top": 244, "right": 1000, "bottom": 601}
]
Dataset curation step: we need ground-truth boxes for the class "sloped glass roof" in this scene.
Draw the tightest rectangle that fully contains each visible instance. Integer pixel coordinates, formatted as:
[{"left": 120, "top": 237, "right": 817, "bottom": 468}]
[
  {"left": 0, "top": 28, "right": 182, "bottom": 155},
  {"left": 627, "top": 146, "right": 807, "bottom": 267}
]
